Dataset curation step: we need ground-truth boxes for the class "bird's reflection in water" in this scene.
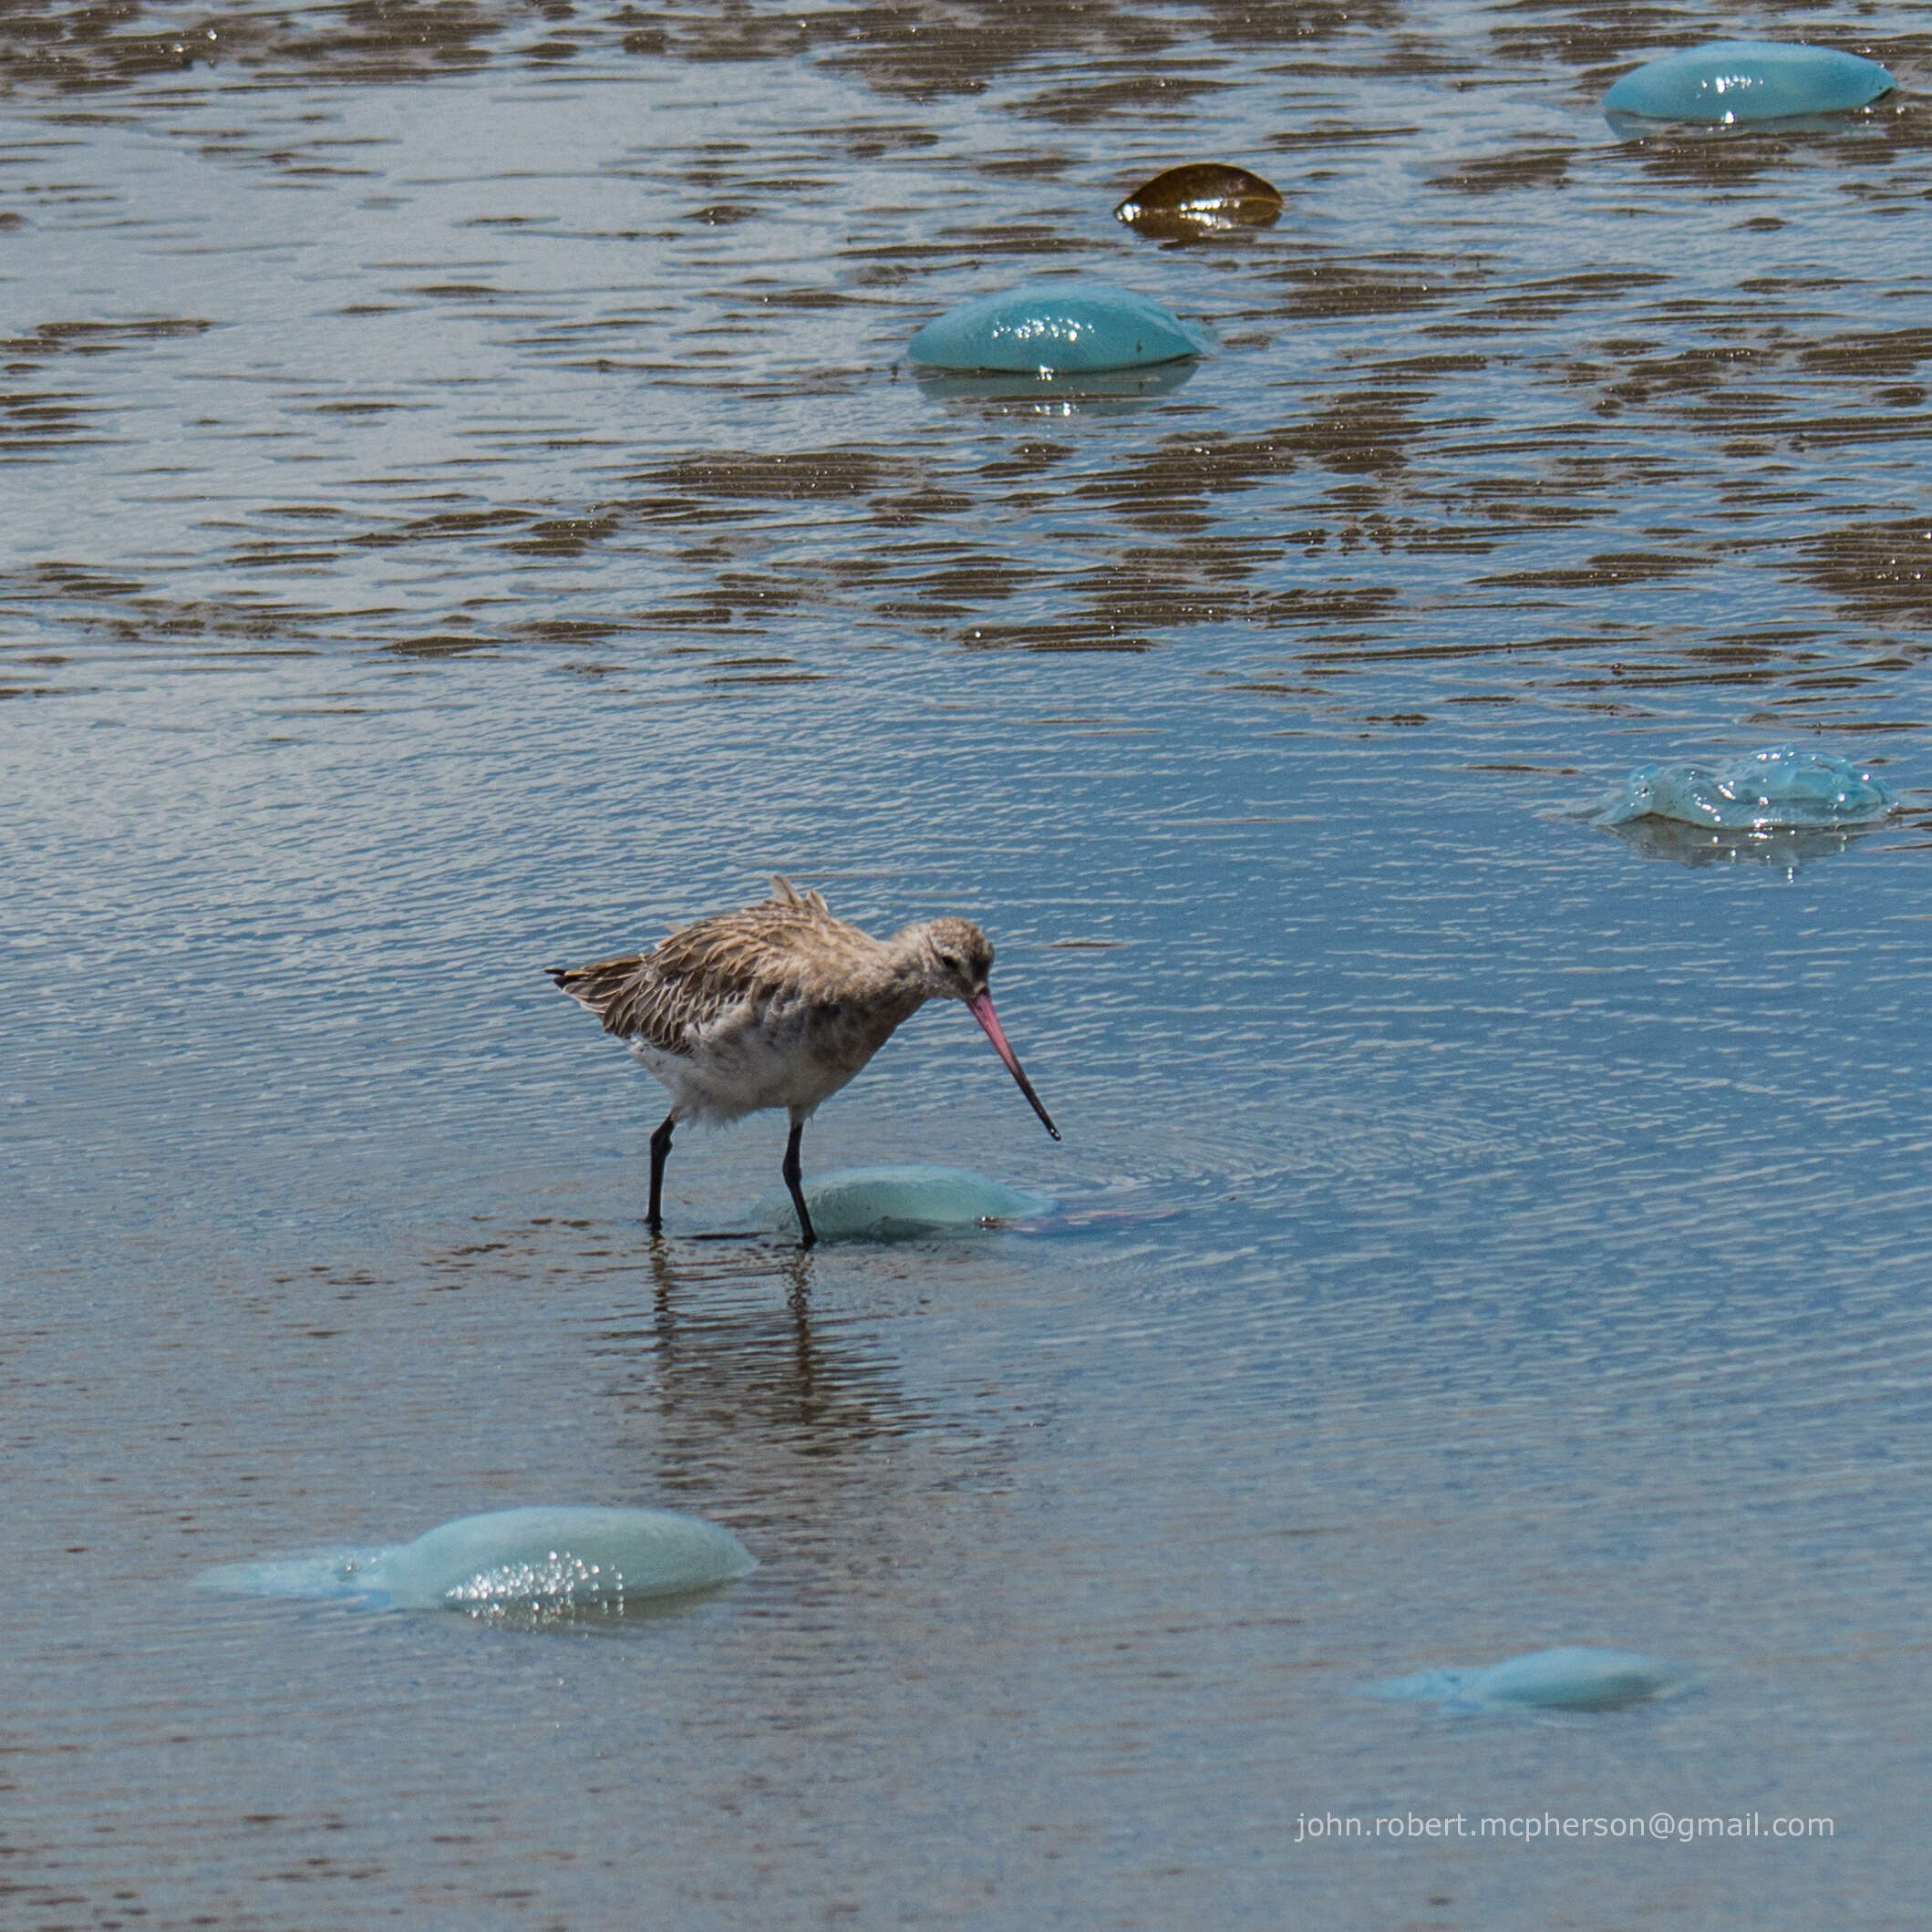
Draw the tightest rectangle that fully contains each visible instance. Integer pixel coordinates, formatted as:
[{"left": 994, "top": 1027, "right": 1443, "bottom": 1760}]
[
  {"left": 1600, "top": 815, "right": 1884, "bottom": 874},
  {"left": 585, "top": 1240, "right": 1011, "bottom": 1568}
]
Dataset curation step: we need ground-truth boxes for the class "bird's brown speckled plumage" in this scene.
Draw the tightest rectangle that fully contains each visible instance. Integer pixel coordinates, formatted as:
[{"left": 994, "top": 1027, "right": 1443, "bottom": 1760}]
[
  {"left": 552, "top": 879, "right": 956, "bottom": 1057},
  {"left": 547, "top": 877, "right": 1057, "bottom": 1247}
]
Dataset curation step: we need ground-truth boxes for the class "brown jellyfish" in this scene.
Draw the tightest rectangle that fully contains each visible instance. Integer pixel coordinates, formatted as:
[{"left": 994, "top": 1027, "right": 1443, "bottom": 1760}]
[{"left": 1113, "top": 161, "right": 1285, "bottom": 241}]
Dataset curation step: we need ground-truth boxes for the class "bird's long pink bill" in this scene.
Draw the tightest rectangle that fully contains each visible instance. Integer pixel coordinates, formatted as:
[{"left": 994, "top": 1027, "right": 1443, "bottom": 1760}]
[{"left": 966, "top": 991, "right": 1060, "bottom": 1142}]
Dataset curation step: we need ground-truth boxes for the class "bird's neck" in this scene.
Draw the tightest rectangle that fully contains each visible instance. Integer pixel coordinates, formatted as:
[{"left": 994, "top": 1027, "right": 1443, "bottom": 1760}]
[{"left": 876, "top": 953, "right": 939, "bottom": 1014}]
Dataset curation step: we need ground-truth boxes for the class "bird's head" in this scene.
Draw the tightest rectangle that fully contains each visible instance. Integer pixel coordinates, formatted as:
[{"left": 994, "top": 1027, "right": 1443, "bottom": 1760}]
[
  {"left": 902, "top": 915, "right": 1059, "bottom": 1142},
  {"left": 912, "top": 915, "right": 996, "bottom": 1003}
]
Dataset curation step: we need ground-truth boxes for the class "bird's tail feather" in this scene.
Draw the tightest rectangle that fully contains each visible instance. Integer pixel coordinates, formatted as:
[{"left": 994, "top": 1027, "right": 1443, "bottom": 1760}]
[{"left": 547, "top": 956, "right": 644, "bottom": 1029}]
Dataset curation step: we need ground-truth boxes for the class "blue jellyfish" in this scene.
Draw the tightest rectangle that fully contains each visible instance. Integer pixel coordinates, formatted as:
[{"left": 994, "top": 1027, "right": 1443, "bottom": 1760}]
[
  {"left": 749, "top": 1163, "right": 1054, "bottom": 1240},
  {"left": 1605, "top": 42, "right": 1896, "bottom": 124},
  {"left": 1366, "top": 1647, "right": 1689, "bottom": 1713},
  {"left": 199, "top": 1505, "right": 756, "bottom": 1614},
  {"left": 1600, "top": 746, "right": 1897, "bottom": 831},
  {"left": 908, "top": 283, "right": 1210, "bottom": 374}
]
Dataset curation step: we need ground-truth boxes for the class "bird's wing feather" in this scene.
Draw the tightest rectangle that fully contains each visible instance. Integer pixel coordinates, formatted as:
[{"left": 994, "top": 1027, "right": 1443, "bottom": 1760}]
[{"left": 548, "top": 881, "right": 888, "bottom": 1051}]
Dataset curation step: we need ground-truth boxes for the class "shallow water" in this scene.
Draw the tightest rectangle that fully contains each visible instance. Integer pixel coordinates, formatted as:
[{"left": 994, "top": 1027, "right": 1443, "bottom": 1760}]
[{"left": 7, "top": 1, "right": 1932, "bottom": 1926}]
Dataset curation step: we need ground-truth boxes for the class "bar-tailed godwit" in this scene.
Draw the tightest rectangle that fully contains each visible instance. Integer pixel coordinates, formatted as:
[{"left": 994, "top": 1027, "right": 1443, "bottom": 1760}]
[{"left": 549, "top": 877, "right": 1059, "bottom": 1247}]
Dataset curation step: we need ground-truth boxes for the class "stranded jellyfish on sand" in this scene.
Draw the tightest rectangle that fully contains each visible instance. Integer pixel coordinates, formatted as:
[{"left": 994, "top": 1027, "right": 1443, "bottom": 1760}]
[
  {"left": 1600, "top": 745, "right": 1898, "bottom": 832},
  {"left": 908, "top": 282, "right": 1211, "bottom": 374},
  {"left": 1113, "top": 162, "right": 1284, "bottom": 241},
  {"left": 1604, "top": 41, "right": 1896, "bottom": 124},
  {"left": 198, "top": 1505, "right": 757, "bottom": 1617},
  {"left": 1366, "top": 1647, "right": 1689, "bottom": 1713}
]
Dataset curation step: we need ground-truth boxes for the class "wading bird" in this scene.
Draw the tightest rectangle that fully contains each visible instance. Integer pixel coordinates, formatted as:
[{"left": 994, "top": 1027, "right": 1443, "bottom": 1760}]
[{"left": 549, "top": 877, "right": 1059, "bottom": 1247}]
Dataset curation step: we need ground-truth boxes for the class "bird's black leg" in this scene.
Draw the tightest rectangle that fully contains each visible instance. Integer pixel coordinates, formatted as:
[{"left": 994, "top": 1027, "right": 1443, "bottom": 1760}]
[
  {"left": 647, "top": 1111, "right": 677, "bottom": 1234},
  {"left": 782, "top": 1118, "right": 817, "bottom": 1250}
]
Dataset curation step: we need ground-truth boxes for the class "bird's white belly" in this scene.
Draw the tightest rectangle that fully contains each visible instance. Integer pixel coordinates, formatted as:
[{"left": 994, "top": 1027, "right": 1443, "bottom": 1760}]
[{"left": 630, "top": 1000, "right": 883, "bottom": 1124}]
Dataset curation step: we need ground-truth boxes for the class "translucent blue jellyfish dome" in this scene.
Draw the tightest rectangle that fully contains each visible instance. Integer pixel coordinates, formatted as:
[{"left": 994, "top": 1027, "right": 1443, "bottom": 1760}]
[
  {"left": 1605, "top": 42, "right": 1896, "bottom": 125},
  {"left": 908, "top": 283, "right": 1211, "bottom": 375},
  {"left": 1601, "top": 746, "right": 1898, "bottom": 831}
]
